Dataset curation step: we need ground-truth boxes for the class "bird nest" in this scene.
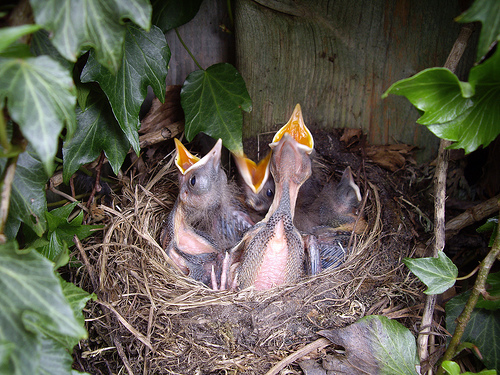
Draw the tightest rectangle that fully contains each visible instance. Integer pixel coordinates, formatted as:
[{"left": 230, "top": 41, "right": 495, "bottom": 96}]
[{"left": 74, "top": 131, "right": 422, "bottom": 374}]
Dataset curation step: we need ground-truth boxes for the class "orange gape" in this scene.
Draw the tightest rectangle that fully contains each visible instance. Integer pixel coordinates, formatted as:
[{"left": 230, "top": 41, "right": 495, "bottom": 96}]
[{"left": 271, "top": 104, "right": 314, "bottom": 151}]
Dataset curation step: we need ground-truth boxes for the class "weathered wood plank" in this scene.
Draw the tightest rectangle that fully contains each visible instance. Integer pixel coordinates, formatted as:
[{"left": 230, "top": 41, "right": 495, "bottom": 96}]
[{"left": 234, "top": 0, "right": 477, "bottom": 161}]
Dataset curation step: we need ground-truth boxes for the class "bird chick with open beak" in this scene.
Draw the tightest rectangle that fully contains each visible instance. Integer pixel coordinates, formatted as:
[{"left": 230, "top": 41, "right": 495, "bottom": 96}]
[
  {"left": 161, "top": 138, "right": 252, "bottom": 289},
  {"left": 234, "top": 104, "right": 314, "bottom": 290},
  {"left": 233, "top": 151, "right": 275, "bottom": 222}
]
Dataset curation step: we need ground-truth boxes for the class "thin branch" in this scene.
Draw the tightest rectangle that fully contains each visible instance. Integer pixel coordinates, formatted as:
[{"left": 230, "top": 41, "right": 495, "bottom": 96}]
[
  {"left": 417, "top": 24, "right": 474, "bottom": 374},
  {"left": 0, "top": 154, "right": 18, "bottom": 242},
  {"left": 436, "top": 199, "right": 500, "bottom": 375}
]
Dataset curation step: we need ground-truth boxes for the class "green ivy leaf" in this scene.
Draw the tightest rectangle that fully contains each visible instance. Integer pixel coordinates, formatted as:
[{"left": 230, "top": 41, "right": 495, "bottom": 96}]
[
  {"left": 456, "top": 0, "right": 500, "bottom": 61},
  {"left": 442, "top": 360, "right": 497, "bottom": 375},
  {"left": 383, "top": 48, "right": 500, "bottom": 154},
  {"left": 404, "top": 251, "right": 458, "bottom": 295},
  {"left": 446, "top": 291, "right": 500, "bottom": 371},
  {"left": 319, "top": 315, "right": 419, "bottom": 375},
  {"left": 181, "top": 63, "right": 252, "bottom": 154},
  {"left": 4, "top": 149, "right": 48, "bottom": 238},
  {"left": 0, "top": 55, "right": 76, "bottom": 174},
  {"left": 0, "top": 24, "right": 42, "bottom": 53},
  {"left": 382, "top": 68, "right": 474, "bottom": 125},
  {"left": 475, "top": 272, "right": 500, "bottom": 310},
  {"left": 30, "top": 0, "right": 152, "bottom": 73},
  {"left": 151, "top": 0, "right": 203, "bottom": 32},
  {"left": 477, "top": 217, "right": 498, "bottom": 247},
  {"left": 31, "top": 30, "right": 73, "bottom": 71},
  {"left": 38, "top": 336, "right": 75, "bottom": 375},
  {"left": 81, "top": 24, "right": 170, "bottom": 154},
  {"left": 62, "top": 89, "right": 130, "bottom": 183},
  {"left": 0, "top": 241, "right": 87, "bottom": 375},
  {"left": 37, "top": 202, "right": 103, "bottom": 263}
]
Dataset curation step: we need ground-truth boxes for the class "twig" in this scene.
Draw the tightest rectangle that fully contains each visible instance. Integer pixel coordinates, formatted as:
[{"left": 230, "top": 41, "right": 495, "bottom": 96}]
[
  {"left": 0, "top": 154, "right": 18, "bottom": 243},
  {"left": 436, "top": 199, "right": 500, "bottom": 375},
  {"left": 86, "top": 151, "right": 105, "bottom": 211},
  {"left": 445, "top": 193, "right": 500, "bottom": 239},
  {"left": 417, "top": 24, "right": 474, "bottom": 374},
  {"left": 73, "top": 235, "right": 99, "bottom": 292},
  {"left": 264, "top": 337, "right": 330, "bottom": 375}
]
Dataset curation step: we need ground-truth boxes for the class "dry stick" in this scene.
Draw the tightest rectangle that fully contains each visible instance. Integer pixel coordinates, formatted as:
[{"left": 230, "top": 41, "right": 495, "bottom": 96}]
[
  {"left": 417, "top": 24, "right": 474, "bottom": 374},
  {"left": 445, "top": 193, "right": 500, "bottom": 239},
  {"left": 0, "top": 155, "right": 18, "bottom": 243},
  {"left": 436, "top": 200, "right": 500, "bottom": 375},
  {"left": 264, "top": 338, "right": 331, "bottom": 375}
]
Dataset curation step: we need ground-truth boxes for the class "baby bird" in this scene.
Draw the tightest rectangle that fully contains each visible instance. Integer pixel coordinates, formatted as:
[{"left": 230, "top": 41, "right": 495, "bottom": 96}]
[
  {"left": 161, "top": 138, "right": 252, "bottom": 289},
  {"left": 235, "top": 104, "right": 314, "bottom": 290},
  {"left": 296, "top": 166, "right": 365, "bottom": 275},
  {"left": 233, "top": 151, "right": 275, "bottom": 222}
]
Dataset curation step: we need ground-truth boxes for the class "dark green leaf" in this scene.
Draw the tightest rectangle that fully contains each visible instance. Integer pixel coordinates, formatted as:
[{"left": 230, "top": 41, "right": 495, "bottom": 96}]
[
  {"left": 477, "top": 217, "right": 498, "bottom": 247},
  {"left": 0, "top": 241, "right": 87, "bottom": 375},
  {"left": 319, "top": 315, "right": 419, "bottom": 375},
  {"left": 31, "top": 30, "right": 73, "bottom": 71},
  {"left": 446, "top": 292, "right": 500, "bottom": 370},
  {"left": 404, "top": 251, "right": 458, "bottom": 294},
  {"left": 81, "top": 24, "right": 170, "bottom": 154},
  {"left": 181, "top": 63, "right": 251, "bottom": 154},
  {"left": 475, "top": 272, "right": 500, "bottom": 310},
  {"left": 30, "top": 0, "right": 152, "bottom": 73},
  {"left": 0, "top": 55, "right": 76, "bottom": 174},
  {"left": 0, "top": 24, "right": 41, "bottom": 53},
  {"left": 0, "top": 42, "right": 33, "bottom": 58},
  {"left": 456, "top": 0, "right": 500, "bottom": 61},
  {"left": 63, "top": 90, "right": 130, "bottom": 183},
  {"left": 6, "top": 149, "right": 48, "bottom": 237},
  {"left": 151, "top": 0, "right": 203, "bottom": 32}
]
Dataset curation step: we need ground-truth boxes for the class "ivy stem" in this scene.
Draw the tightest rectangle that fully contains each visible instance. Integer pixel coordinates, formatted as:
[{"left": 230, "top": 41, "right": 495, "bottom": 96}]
[
  {"left": 175, "top": 28, "right": 203, "bottom": 70},
  {"left": 436, "top": 204, "right": 500, "bottom": 375},
  {"left": 417, "top": 24, "right": 474, "bottom": 374},
  {"left": 227, "top": 0, "right": 234, "bottom": 28}
]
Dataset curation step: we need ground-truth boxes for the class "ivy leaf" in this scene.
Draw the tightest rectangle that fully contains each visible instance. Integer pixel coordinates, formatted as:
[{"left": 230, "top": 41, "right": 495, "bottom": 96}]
[
  {"left": 446, "top": 291, "right": 500, "bottom": 371},
  {"left": 477, "top": 217, "right": 498, "bottom": 247},
  {"left": 81, "top": 24, "right": 170, "bottom": 154},
  {"left": 0, "top": 55, "right": 76, "bottom": 174},
  {"left": 151, "top": 0, "right": 203, "bottom": 32},
  {"left": 382, "top": 68, "right": 474, "bottom": 125},
  {"left": 38, "top": 336, "right": 75, "bottom": 375},
  {"left": 30, "top": 0, "right": 152, "bottom": 73},
  {"left": 456, "top": 0, "right": 500, "bottom": 61},
  {"left": 404, "top": 251, "right": 458, "bottom": 295},
  {"left": 442, "top": 360, "right": 497, "bottom": 375},
  {"left": 319, "top": 315, "right": 419, "bottom": 375},
  {"left": 383, "top": 48, "right": 500, "bottom": 154},
  {"left": 475, "top": 272, "right": 500, "bottom": 310},
  {"left": 0, "top": 241, "right": 87, "bottom": 375},
  {"left": 0, "top": 24, "right": 41, "bottom": 53},
  {"left": 4, "top": 149, "right": 48, "bottom": 238},
  {"left": 181, "top": 63, "right": 252, "bottom": 154},
  {"left": 31, "top": 30, "right": 73, "bottom": 71},
  {"left": 62, "top": 89, "right": 130, "bottom": 184},
  {"left": 38, "top": 202, "right": 103, "bottom": 263}
]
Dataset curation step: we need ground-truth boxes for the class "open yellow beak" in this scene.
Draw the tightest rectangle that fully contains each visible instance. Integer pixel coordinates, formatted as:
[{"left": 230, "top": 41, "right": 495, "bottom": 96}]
[
  {"left": 270, "top": 103, "right": 314, "bottom": 153},
  {"left": 174, "top": 138, "right": 200, "bottom": 175},
  {"left": 233, "top": 152, "right": 272, "bottom": 194}
]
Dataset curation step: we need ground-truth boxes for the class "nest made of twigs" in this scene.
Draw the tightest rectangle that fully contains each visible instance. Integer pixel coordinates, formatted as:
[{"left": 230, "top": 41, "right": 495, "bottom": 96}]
[{"left": 75, "top": 134, "right": 422, "bottom": 375}]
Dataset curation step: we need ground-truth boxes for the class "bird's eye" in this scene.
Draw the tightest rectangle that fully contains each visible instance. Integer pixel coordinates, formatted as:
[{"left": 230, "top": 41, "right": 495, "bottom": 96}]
[
  {"left": 266, "top": 188, "right": 274, "bottom": 197},
  {"left": 190, "top": 176, "right": 196, "bottom": 186}
]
